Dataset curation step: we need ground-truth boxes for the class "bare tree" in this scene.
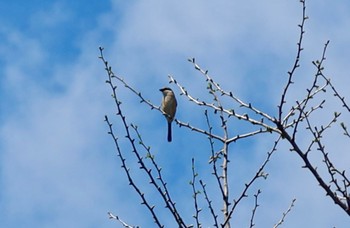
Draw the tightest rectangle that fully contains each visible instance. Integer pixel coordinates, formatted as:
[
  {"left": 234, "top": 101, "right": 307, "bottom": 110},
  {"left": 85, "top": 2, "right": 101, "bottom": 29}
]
[{"left": 99, "top": 0, "right": 349, "bottom": 227}]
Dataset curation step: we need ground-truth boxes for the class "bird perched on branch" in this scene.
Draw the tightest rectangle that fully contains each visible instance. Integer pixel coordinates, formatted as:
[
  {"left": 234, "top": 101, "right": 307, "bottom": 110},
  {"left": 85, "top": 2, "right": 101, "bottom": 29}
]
[{"left": 160, "top": 87, "right": 177, "bottom": 142}]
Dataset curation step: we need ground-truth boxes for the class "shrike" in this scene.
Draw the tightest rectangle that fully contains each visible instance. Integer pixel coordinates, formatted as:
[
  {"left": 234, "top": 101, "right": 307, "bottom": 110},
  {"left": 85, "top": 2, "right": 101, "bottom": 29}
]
[{"left": 160, "top": 87, "right": 177, "bottom": 142}]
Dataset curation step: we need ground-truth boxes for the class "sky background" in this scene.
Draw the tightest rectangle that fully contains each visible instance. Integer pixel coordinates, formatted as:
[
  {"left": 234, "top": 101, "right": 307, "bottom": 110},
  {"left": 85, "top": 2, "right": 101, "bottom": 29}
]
[{"left": 1, "top": 0, "right": 350, "bottom": 227}]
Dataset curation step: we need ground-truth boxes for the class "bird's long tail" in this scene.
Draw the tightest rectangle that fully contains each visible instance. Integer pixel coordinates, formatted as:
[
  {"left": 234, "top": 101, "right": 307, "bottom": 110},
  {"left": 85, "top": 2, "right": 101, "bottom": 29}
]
[{"left": 167, "top": 122, "right": 172, "bottom": 142}]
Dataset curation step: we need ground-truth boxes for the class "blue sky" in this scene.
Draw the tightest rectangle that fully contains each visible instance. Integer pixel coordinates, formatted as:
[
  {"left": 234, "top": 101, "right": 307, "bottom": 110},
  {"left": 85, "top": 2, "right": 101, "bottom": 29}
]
[{"left": 1, "top": 0, "right": 350, "bottom": 227}]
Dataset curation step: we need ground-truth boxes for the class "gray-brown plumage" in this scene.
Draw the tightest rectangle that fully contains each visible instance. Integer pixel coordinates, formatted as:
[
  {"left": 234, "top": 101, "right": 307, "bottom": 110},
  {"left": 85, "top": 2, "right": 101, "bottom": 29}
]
[{"left": 160, "top": 87, "right": 177, "bottom": 142}]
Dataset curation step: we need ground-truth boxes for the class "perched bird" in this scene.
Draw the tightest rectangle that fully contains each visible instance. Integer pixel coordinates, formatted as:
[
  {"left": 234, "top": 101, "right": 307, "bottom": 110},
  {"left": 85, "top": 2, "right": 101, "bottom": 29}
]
[{"left": 159, "top": 87, "right": 177, "bottom": 142}]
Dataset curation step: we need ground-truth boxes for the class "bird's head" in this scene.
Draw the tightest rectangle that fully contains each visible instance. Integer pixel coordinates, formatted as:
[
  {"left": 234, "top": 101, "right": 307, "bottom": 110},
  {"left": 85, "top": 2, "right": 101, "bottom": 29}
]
[{"left": 159, "top": 87, "right": 173, "bottom": 96}]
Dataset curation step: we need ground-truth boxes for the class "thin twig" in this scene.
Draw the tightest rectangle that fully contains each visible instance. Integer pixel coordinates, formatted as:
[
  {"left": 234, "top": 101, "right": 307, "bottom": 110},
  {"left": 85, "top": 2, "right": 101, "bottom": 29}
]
[
  {"left": 249, "top": 190, "right": 261, "bottom": 228},
  {"left": 278, "top": 0, "right": 307, "bottom": 121},
  {"left": 273, "top": 199, "right": 296, "bottom": 228},
  {"left": 200, "top": 180, "right": 219, "bottom": 227},
  {"left": 108, "top": 212, "right": 139, "bottom": 228},
  {"left": 190, "top": 158, "right": 202, "bottom": 228}
]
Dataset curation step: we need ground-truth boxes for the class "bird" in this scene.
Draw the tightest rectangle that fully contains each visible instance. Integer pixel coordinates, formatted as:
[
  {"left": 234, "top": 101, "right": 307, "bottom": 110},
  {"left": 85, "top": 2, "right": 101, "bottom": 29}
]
[{"left": 159, "top": 87, "right": 177, "bottom": 142}]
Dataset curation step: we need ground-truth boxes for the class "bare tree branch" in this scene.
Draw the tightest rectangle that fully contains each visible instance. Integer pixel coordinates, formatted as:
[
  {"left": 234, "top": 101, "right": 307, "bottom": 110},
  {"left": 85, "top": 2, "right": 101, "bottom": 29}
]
[
  {"left": 169, "top": 74, "right": 280, "bottom": 136},
  {"left": 249, "top": 190, "right": 261, "bottom": 228},
  {"left": 108, "top": 212, "right": 139, "bottom": 228},
  {"left": 200, "top": 180, "right": 219, "bottom": 227},
  {"left": 190, "top": 158, "right": 202, "bottom": 228},
  {"left": 278, "top": 0, "right": 308, "bottom": 122},
  {"left": 273, "top": 199, "right": 296, "bottom": 228}
]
